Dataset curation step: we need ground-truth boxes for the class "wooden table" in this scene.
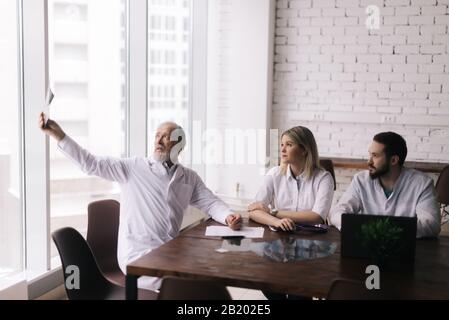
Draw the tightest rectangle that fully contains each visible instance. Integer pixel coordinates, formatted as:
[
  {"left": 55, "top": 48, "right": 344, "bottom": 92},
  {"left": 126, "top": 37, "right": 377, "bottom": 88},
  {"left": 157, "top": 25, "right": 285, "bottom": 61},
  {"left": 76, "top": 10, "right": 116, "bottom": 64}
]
[{"left": 126, "top": 219, "right": 449, "bottom": 300}]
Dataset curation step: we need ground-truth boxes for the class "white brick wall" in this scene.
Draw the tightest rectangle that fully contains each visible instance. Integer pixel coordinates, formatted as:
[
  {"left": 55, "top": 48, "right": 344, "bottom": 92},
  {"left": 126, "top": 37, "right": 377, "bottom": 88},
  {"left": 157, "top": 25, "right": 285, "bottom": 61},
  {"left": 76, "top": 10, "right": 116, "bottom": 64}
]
[{"left": 272, "top": 0, "right": 449, "bottom": 196}]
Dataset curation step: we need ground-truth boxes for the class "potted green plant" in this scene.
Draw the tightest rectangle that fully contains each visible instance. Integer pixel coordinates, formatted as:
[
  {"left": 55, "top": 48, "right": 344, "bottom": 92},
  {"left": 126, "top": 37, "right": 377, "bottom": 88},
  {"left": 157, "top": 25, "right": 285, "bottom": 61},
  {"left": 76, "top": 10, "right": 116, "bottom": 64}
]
[{"left": 358, "top": 218, "right": 404, "bottom": 268}]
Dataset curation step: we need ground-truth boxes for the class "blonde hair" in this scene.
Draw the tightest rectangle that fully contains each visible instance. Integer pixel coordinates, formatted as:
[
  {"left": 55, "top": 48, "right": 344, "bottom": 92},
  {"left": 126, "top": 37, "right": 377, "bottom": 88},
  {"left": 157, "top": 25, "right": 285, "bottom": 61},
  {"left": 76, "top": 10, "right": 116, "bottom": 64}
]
[{"left": 280, "top": 126, "right": 321, "bottom": 180}]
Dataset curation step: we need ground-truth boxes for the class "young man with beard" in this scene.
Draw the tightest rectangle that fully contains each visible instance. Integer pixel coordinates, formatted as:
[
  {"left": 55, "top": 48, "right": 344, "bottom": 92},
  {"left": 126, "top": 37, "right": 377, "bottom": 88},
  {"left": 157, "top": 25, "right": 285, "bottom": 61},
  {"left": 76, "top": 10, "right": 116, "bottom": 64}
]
[
  {"left": 329, "top": 132, "right": 440, "bottom": 238},
  {"left": 39, "top": 113, "right": 242, "bottom": 291}
]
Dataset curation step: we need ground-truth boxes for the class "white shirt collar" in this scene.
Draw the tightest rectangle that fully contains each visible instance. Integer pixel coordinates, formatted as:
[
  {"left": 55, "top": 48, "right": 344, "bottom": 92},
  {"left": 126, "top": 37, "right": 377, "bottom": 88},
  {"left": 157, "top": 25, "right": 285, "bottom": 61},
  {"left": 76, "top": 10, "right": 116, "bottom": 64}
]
[
  {"left": 286, "top": 165, "right": 306, "bottom": 181},
  {"left": 149, "top": 155, "right": 178, "bottom": 177},
  {"left": 163, "top": 161, "right": 178, "bottom": 176}
]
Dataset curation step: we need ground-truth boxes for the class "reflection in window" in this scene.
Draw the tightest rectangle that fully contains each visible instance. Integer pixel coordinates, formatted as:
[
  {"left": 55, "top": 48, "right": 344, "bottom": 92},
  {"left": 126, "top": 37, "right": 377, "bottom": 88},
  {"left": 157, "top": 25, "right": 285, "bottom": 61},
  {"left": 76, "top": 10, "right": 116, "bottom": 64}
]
[
  {"left": 148, "top": 0, "right": 191, "bottom": 158},
  {"left": 0, "top": 0, "right": 23, "bottom": 278},
  {"left": 48, "top": 0, "right": 127, "bottom": 257}
]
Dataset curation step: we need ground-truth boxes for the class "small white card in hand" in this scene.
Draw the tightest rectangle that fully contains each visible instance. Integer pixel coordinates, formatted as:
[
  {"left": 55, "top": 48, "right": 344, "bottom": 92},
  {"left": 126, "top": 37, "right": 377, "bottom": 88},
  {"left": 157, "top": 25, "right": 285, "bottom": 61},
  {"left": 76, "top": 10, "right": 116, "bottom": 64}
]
[
  {"left": 46, "top": 87, "right": 54, "bottom": 105},
  {"left": 43, "top": 87, "right": 54, "bottom": 127},
  {"left": 205, "top": 226, "right": 264, "bottom": 238}
]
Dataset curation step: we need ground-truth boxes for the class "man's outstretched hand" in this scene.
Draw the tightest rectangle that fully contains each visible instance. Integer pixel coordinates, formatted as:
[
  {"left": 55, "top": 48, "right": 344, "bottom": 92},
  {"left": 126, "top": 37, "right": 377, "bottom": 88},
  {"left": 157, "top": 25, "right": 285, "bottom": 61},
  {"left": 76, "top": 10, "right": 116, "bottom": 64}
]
[{"left": 39, "top": 112, "right": 66, "bottom": 142}]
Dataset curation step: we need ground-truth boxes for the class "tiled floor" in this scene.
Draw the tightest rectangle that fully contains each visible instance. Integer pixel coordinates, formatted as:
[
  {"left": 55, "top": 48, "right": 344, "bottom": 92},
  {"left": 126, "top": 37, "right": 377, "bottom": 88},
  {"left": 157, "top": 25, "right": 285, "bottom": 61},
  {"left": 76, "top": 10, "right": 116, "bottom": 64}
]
[{"left": 227, "top": 287, "right": 267, "bottom": 300}]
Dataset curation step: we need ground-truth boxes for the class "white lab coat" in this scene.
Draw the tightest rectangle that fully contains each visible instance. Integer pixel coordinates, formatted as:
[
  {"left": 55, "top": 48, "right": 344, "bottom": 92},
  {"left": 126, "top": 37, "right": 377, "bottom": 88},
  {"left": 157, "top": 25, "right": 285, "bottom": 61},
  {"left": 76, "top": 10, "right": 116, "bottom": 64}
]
[
  {"left": 58, "top": 135, "right": 232, "bottom": 290},
  {"left": 255, "top": 165, "right": 334, "bottom": 221},
  {"left": 329, "top": 168, "right": 441, "bottom": 238}
]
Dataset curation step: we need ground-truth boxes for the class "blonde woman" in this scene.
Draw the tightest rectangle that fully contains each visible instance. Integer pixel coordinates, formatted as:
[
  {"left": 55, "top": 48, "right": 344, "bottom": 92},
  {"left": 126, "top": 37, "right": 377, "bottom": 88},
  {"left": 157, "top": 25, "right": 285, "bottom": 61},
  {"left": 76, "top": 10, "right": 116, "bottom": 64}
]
[{"left": 248, "top": 126, "right": 334, "bottom": 232}]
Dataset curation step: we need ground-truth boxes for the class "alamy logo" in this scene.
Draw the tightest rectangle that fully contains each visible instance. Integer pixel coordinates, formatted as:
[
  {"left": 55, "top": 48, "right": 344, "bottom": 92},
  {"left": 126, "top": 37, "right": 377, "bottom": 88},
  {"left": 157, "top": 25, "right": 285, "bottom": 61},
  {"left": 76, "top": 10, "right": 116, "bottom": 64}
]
[
  {"left": 65, "top": 265, "right": 80, "bottom": 290},
  {"left": 365, "top": 5, "right": 380, "bottom": 30},
  {"left": 365, "top": 265, "right": 380, "bottom": 290}
]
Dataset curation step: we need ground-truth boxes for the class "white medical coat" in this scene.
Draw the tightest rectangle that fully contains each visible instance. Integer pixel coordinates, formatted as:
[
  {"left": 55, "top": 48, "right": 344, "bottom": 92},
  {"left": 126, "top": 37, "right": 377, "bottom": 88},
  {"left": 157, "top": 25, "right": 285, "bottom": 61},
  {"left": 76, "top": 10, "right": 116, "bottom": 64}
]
[
  {"left": 329, "top": 168, "right": 441, "bottom": 238},
  {"left": 58, "top": 135, "right": 232, "bottom": 290}
]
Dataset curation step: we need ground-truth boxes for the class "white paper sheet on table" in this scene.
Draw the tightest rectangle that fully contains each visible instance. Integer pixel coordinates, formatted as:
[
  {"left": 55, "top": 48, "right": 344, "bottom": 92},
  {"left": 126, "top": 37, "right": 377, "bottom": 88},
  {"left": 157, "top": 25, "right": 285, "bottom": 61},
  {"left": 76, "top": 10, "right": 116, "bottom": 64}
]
[{"left": 205, "top": 226, "right": 264, "bottom": 238}]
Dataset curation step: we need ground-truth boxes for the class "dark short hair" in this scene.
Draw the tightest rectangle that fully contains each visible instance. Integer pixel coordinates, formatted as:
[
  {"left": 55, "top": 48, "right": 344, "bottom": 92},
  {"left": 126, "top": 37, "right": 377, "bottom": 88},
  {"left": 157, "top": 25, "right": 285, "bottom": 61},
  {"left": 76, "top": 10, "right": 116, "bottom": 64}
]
[{"left": 373, "top": 132, "right": 407, "bottom": 166}]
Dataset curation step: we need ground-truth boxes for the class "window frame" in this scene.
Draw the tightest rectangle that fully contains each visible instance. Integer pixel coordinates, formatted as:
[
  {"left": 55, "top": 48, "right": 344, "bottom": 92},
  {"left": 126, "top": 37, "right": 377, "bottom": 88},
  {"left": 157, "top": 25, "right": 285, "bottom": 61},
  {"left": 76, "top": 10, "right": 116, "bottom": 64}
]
[
  {"left": 190, "top": 0, "right": 207, "bottom": 178},
  {"left": 0, "top": 0, "right": 26, "bottom": 282},
  {"left": 128, "top": 0, "right": 148, "bottom": 157},
  {"left": 22, "top": 0, "right": 51, "bottom": 274},
  {"left": 7, "top": 0, "right": 208, "bottom": 298}
]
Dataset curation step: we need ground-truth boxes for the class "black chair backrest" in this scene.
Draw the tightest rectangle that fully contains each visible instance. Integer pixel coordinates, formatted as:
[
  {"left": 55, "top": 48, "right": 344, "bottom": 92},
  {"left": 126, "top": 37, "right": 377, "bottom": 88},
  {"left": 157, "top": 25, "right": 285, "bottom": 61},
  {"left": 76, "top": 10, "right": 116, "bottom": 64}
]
[
  {"left": 87, "top": 199, "right": 120, "bottom": 274},
  {"left": 52, "top": 227, "right": 112, "bottom": 300},
  {"left": 320, "top": 159, "right": 336, "bottom": 191},
  {"left": 158, "top": 277, "right": 232, "bottom": 300},
  {"left": 436, "top": 165, "right": 449, "bottom": 205}
]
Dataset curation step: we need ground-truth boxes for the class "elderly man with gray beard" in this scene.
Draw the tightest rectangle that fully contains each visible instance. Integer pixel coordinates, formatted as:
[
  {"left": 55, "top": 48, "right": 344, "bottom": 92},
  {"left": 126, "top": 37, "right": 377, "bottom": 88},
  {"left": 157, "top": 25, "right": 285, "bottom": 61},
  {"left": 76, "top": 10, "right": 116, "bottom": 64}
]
[{"left": 39, "top": 113, "right": 242, "bottom": 291}]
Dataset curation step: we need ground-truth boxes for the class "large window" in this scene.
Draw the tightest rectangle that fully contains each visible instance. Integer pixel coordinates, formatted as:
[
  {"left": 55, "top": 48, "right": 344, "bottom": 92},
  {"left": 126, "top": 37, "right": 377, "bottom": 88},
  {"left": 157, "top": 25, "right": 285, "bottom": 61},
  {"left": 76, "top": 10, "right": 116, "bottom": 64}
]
[
  {"left": 0, "top": 0, "right": 23, "bottom": 278},
  {"left": 147, "top": 0, "right": 191, "bottom": 156},
  {"left": 48, "top": 0, "right": 127, "bottom": 256}
]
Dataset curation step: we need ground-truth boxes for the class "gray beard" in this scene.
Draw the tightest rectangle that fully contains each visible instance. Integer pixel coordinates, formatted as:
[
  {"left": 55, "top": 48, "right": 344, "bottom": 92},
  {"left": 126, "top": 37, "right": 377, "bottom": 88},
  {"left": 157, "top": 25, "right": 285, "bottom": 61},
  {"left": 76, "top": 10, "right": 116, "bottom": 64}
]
[{"left": 153, "top": 152, "right": 169, "bottom": 163}]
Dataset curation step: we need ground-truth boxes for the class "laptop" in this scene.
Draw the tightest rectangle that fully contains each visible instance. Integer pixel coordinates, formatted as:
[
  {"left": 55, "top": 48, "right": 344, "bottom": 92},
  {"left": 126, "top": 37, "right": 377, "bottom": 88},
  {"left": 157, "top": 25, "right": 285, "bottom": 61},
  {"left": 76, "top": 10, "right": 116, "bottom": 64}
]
[{"left": 341, "top": 213, "right": 417, "bottom": 262}]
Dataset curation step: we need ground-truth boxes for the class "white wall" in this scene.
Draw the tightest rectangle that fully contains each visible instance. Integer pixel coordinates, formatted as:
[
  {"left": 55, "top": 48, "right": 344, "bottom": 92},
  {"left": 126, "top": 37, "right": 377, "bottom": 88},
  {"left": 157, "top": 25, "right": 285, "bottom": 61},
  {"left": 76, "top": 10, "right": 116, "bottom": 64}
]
[
  {"left": 272, "top": 0, "right": 449, "bottom": 162},
  {"left": 270, "top": 0, "right": 449, "bottom": 230},
  {"left": 206, "top": 0, "right": 275, "bottom": 199}
]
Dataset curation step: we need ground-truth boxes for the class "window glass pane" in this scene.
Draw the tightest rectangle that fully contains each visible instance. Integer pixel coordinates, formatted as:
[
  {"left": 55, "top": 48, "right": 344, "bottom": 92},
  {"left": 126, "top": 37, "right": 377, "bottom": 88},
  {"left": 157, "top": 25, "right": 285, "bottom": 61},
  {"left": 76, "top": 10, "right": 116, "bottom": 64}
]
[
  {"left": 48, "top": 0, "right": 127, "bottom": 257},
  {"left": 147, "top": 0, "right": 191, "bottom": 156},
  {"left": 0, "top": 0, "right": 23, "bottom": 277}
]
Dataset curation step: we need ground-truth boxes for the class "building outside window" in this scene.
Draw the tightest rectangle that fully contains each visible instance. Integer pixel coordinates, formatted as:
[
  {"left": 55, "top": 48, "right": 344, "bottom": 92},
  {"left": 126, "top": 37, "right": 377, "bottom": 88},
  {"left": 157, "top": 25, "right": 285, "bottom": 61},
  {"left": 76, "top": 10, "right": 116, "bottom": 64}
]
[
  {"left": 147, "top": 0, "right": 191, "bottom": 158},
  {"left": 47, "top": 0, "right": 127, "bottom": 256},
  {"left": 0, "top": 0, "right": 23, "bottom": 278}
]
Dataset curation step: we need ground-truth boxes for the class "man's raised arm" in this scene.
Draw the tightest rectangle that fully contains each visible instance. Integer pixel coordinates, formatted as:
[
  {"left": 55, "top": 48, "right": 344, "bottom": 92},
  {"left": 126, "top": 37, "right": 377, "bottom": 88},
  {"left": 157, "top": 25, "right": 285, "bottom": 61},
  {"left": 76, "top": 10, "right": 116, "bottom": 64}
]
[{"left": 39, "top": 112, "right": 130, "bottom": 183}]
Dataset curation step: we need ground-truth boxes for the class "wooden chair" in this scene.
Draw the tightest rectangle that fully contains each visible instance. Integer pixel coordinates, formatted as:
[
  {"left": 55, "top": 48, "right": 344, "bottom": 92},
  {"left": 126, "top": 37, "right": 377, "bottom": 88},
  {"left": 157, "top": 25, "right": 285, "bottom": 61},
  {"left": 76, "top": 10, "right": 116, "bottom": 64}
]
[
  {"left": 320, "top": 159, "right": 336, "bottom": 191},
  {"left": 52, "top": 227, "right": 157, "bottom": 300},
  {"left": 436, "top": 165, "right": 449, "bottom": 225},
  {"left": 86, "top": 199, "right": 125, "bottom": 286}
]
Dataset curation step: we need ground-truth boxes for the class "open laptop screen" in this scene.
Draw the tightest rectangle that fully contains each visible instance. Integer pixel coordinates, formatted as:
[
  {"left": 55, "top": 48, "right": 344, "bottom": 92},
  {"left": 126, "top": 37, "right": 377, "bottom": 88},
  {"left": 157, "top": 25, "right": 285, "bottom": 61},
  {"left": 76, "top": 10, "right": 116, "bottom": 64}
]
[{"left": 341, "top": 213, "right": 417, "bottom": 262}]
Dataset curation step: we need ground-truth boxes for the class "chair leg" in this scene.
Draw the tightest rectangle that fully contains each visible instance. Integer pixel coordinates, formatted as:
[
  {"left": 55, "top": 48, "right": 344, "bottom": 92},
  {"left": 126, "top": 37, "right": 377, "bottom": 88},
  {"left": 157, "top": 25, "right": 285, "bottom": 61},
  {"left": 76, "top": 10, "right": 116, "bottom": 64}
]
[{"left": 126, "top": 275, "right": 139, "bottom": 300}]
